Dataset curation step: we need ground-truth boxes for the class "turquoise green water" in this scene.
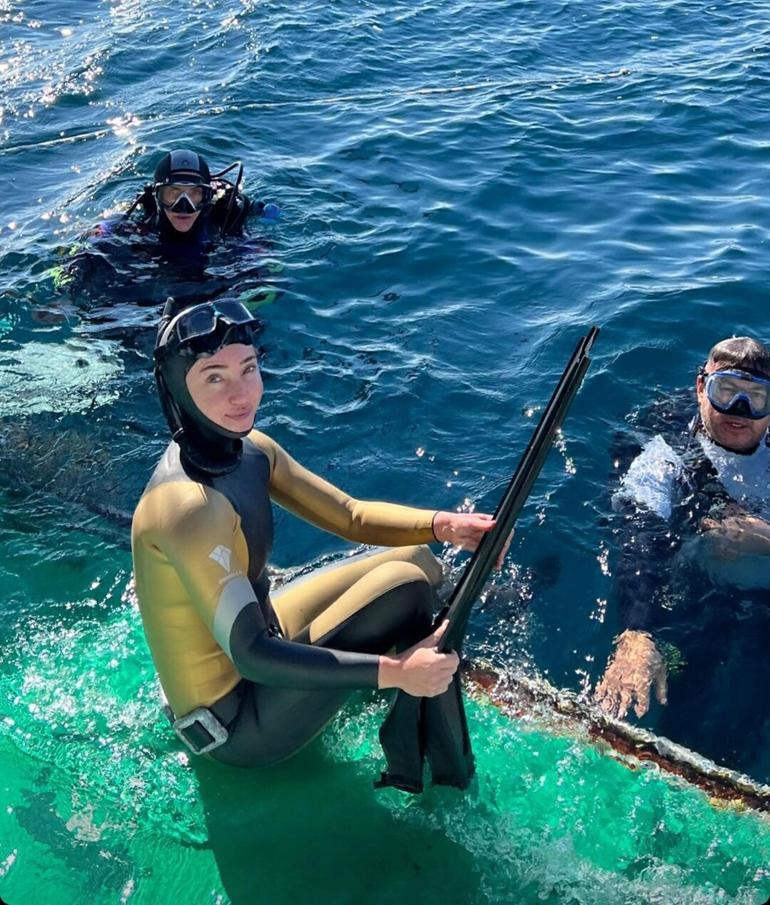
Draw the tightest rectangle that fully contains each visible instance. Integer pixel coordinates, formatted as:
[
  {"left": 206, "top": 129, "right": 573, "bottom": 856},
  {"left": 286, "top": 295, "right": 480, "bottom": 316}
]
[
  {"left": 4, "top": 0, "right": 770, "bottom": 900},
  {"left": 0, "top": 532, "right": 769, "bottom": 903}
]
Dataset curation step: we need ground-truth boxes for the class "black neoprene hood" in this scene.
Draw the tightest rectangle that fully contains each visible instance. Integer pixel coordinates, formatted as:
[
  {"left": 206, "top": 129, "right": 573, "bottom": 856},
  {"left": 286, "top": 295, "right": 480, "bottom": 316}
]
[
  {"left": 154, "top": 302, "right": 259, "bottom": 474},
  {"left": 154, "top": 149, "right": 212, "bottom": 185}
]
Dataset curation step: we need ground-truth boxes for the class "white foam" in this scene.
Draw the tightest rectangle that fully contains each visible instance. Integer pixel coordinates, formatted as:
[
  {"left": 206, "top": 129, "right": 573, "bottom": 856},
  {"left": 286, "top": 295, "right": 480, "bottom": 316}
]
[{"left": 614, "top": 435, "right": 683, "bottom": 520}]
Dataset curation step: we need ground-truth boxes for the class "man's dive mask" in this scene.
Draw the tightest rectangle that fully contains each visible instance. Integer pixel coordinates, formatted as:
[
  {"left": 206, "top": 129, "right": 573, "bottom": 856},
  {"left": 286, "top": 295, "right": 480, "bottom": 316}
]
[{"left": 704, "top": 369, "right": 770, "bottom": 420}]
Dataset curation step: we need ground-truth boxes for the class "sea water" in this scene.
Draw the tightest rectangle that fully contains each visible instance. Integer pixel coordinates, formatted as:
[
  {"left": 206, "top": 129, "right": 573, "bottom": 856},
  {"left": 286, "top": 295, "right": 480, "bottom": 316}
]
[{"left": 2, "top": 0, "right": 770, "bottom": 901}]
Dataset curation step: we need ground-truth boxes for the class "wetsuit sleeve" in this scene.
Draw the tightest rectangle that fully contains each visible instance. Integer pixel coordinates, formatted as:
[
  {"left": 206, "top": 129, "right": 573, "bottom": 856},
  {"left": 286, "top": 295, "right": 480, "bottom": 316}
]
[
  {"left": 611, "top": 437, "right": 683, "bottom": 633},
  {"left": 154, "top": 485, "right": 380, "bottom": 690},
  {"left": 252, "top": 432, "right": 438, "bottom": 545},
  {"left": 612, "top": 504, "right": 676, "bottom": 632},
  {"left": 60, "top": 218, "right": 136, "bottom": 300}
]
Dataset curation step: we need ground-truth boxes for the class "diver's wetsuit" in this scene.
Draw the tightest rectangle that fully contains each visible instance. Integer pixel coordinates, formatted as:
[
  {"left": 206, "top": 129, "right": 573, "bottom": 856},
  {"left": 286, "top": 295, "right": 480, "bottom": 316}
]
[
  {"left": 62, "top": 192, "right": 278, "bottom": 314},
  {"left": 610, "top": 427, "right": 770, "bottom": 778},
  {"left": 131, "top": 430, "right": 443, "bottom": 767}
]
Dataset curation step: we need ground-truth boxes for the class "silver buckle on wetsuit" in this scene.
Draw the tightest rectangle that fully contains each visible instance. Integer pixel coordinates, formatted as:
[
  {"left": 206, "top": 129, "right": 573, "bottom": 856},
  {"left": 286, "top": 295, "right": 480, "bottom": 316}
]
[{"left": 171, "top": 706, "right": 229, "bottom": 755}]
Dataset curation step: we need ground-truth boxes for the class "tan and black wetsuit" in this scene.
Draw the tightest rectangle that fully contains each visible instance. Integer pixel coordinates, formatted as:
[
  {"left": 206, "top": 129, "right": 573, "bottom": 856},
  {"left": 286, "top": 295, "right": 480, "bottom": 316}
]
[{"left": 132, "top": 430, "right": 443, "bottom": 767}]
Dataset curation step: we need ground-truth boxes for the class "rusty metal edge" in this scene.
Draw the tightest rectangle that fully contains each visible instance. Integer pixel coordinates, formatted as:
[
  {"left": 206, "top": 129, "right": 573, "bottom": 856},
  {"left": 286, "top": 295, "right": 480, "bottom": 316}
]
[{"left": 464, "top": 663, "right": 770, "bottom": 816}]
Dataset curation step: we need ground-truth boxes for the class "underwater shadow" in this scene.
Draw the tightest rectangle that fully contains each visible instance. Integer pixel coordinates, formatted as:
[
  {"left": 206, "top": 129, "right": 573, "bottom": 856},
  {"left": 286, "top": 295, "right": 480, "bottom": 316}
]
[{"left": 193, "top": 743, "right": 485, "bottom": 905}]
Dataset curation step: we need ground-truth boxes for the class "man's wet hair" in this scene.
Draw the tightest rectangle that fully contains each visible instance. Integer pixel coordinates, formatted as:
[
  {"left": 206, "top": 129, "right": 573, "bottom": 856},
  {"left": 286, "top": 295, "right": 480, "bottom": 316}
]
[{"left": 706, "top": 336, "right": 770, "bottom": 379}]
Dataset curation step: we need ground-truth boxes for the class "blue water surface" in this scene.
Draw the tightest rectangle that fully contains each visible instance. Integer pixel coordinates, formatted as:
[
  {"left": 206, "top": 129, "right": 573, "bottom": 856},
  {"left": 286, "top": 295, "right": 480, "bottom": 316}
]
[{"left": 2, "top": 0, "right": 770, "bottom": 902}]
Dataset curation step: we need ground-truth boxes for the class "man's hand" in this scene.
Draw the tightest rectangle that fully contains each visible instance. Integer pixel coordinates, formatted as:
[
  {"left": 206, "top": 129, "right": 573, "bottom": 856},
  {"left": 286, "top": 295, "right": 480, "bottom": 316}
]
[
  {"left": 433, "top": 511, "right": 513, "bottom": 569},
  {"left": 701, "top": 514, "right": 770, "bottom": 559},
  {"left": 595, "top": 629, "right": 668, "bottom": 719}
]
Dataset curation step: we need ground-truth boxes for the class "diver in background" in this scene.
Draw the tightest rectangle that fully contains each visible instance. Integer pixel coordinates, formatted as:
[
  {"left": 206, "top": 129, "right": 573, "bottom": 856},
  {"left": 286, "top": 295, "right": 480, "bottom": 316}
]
[
  {"left": 132, "top": 299, "right": 508, "bottom": 787},
  {"left": 113, "top": 148, "right": 276, "bottom": 246},
  {"left": 46, "top": 148, "right": 282, "bottom": 323},
  {"left": 595, "top": 336, "right": 770, "bottom": 780}
]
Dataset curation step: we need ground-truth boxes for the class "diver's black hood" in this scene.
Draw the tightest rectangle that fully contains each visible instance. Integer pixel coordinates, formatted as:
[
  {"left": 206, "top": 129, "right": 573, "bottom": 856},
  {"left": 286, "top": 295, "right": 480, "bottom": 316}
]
[
  {"left": 154, "top": 149, "right": 212, "bottom": 185},
  {"left": 154, "top": 302, "right": 256, "bottom": 477}
]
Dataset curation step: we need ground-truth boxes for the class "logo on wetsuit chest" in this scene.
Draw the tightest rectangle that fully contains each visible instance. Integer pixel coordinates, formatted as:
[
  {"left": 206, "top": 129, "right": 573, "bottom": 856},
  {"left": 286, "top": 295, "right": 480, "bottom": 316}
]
[{"left": 209, "top": 545, "right": 232, "bottom": 571}]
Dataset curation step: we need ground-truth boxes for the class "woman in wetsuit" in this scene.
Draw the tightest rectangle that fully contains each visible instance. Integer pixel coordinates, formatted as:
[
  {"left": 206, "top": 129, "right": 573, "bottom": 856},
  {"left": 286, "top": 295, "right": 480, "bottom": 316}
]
[{"left": 131, "top": 300, "right": 505, "bottom": 787}]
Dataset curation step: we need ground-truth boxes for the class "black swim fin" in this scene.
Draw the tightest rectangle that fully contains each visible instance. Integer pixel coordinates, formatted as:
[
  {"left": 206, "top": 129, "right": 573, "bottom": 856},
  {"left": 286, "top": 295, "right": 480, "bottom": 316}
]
[
  {"left": 423, "top": 671, "right": 475, "bottom": 788},
  {"left": 375, "top": 691, "right": 425, "bottom": 794},
  {"left": 375, "top": 672, "right": 474, "bottom": 794}
]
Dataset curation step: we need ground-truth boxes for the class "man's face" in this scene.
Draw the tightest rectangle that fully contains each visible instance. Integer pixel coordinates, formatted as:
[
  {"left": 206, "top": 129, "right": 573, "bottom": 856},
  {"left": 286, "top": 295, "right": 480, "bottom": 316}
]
[{"left": 696, "top": 363, "right": 770, "bottom": 452}]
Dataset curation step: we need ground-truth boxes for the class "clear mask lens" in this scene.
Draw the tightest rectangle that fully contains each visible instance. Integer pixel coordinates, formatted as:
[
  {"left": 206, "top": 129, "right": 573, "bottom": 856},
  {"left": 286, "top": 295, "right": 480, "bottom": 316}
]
[
  {"left": 705, "top": 370, "right": 770, "bottom": 420},
  {"left": 157, "top": 182, "right": 211, "bottom": 212}
]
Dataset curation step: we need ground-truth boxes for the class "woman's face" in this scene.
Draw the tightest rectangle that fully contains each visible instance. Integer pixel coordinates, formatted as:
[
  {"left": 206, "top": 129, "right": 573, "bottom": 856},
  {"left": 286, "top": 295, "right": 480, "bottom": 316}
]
[{"left": 186, "top": 343, "right": 263, "bottom": 434}]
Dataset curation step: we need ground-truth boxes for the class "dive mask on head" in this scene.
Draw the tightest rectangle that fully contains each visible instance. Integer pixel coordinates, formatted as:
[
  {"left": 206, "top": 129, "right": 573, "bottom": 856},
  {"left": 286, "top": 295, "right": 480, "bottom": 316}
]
[
  {"left": 704, "top": 369, "right": 770, "bottom": 420},
  {"left": 155, "top": 300, "right": 259, "bottom": 361},
  {"left": 154, "top": 300, "right": 260, "bottom": 439}
]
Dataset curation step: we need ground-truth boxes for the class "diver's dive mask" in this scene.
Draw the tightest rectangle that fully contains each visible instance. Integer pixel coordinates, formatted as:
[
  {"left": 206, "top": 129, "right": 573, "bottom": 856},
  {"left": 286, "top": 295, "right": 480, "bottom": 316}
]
[
  {"left": 155, "top": 300, "right": 259, "bottom": 361},
  {"left": 155, "top": 181, "right": 213, "bottom": 214},
  {"left": 704, "top": 369, "right": 770, "bottom": 420}
]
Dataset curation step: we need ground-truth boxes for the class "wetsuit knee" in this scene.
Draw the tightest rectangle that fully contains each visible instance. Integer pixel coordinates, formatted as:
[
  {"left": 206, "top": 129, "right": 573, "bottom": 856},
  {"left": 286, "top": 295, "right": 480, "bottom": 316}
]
[
  {"left": 297, "top": 548, "right": 434, "bottom": 653},
  {"left": 403, "top": 544, "right": 444, "bottom": 588},
  {"left": 305, "top": 562, "right": 435, "bottom": 653}
]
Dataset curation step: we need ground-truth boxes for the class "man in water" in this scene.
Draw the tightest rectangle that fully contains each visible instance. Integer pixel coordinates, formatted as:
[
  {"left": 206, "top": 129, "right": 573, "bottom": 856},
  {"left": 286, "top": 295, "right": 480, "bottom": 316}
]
[{"left": 595, "top": 336, "right": 770, "bottom": 779}]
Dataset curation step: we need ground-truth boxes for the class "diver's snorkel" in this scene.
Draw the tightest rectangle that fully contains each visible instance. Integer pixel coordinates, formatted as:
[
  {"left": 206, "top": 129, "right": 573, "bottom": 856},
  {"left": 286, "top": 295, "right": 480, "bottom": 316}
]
[{"left": 211, "top": 160, "right": 245, "bottom": 237}]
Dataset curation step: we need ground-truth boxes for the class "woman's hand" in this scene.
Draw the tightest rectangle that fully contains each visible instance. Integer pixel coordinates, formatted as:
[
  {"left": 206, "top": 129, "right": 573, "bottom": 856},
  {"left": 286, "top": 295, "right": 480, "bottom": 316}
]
[
  {"left": 433, "top": 510, "right": 512, "bottom": 569},
  {"left": 378, "top": 621, "right": 459, "bottom": 697}
]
